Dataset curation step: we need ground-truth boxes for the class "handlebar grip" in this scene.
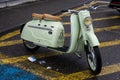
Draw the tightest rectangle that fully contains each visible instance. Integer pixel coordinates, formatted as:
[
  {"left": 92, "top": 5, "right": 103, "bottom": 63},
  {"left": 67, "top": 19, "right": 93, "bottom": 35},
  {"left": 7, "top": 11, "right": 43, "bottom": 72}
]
[
  {"left": 61, "top": 9, "right": 78, "bottom": 13},
  {"left": 61, "top": 9, "right": 68, "bottom": 12}
]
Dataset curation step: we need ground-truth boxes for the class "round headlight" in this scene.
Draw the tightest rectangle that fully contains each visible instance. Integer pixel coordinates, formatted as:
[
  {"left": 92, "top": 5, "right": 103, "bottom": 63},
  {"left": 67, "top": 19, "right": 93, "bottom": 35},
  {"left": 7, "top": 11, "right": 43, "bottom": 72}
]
[{"left": 84, "top": 17, "right": 92, "bottom": 26}]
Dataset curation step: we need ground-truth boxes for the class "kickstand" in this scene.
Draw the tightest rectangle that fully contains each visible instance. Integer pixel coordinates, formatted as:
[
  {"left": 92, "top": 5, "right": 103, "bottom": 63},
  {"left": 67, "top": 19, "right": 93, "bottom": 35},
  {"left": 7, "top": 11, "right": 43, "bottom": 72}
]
[{"left": 75, "top": 52, "right": 81, "bottom": 59}]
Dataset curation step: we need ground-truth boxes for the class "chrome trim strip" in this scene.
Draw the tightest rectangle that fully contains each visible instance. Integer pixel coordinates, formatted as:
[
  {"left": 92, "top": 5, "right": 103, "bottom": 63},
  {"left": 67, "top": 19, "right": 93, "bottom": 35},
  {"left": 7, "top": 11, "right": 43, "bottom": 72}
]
[{"left": 28, "top": 25, "right": 52, "bottom": 31}]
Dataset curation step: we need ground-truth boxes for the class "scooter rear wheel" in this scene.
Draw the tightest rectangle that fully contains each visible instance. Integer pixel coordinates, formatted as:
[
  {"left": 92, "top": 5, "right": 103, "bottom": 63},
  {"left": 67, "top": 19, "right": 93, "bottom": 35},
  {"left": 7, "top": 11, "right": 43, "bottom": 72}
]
[
  {"left": 23, "top": 40, "right": 39, "bottom": 51},
  {"left": 85, "top": 45, "right": 102, "bottom": 74}
]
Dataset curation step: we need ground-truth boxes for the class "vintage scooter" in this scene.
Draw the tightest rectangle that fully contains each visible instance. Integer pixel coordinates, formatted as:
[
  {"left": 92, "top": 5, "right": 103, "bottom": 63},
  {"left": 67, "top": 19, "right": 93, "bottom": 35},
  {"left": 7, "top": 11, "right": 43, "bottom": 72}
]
[{"left": 20, "top": 4, "right": 102, "bottom": 74}]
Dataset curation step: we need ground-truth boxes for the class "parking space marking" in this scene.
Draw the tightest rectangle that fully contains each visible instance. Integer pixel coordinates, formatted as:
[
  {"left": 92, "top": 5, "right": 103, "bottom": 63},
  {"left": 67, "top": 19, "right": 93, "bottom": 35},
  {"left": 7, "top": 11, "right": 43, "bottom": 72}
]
[
  {"left": 52, "top": 63, "right": 120, "bottom": 80},
  {"left": 0, "top": 52, "right": 8, "bottom": 59},
  {"left": 93, "top": 16, "right": 120, "bottom": 21},
  {"left": 0, "top": 30, "right": 20, "bottom": 41},
  {"left": 13, "top": 61, "right": 64, "bottom": 80},
  {"left": 94, "top": 25, "right": 120, "bottom": 32},
  {"left": 100, "top": 39, "right": 120, "bottom": 48},
  {"left": 1, "top": 51, "right": 62, "bottom": 64},
  {"left": 0, "top": 39, "right": 22, "bottom": 47}
]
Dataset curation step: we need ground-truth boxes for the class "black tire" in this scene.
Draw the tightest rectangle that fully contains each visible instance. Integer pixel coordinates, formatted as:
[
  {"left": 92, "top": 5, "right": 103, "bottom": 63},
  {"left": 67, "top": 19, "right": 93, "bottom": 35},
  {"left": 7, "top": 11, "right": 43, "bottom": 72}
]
[
  {"left": 85, "top": 45, "right": 102, "bottom": 74},
  {"left": 23, "top": 40, "right": 39, "bottom": 51}
]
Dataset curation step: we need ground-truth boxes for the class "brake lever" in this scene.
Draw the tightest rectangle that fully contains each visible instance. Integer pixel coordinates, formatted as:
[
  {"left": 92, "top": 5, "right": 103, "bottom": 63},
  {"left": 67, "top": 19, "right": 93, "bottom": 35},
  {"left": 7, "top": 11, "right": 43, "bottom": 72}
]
[
  {"left": 61, "top": 9, "right": 68, "bottom": 12},
  {"left": 90, "top": 5, "right": 99, "bottom": 10}
]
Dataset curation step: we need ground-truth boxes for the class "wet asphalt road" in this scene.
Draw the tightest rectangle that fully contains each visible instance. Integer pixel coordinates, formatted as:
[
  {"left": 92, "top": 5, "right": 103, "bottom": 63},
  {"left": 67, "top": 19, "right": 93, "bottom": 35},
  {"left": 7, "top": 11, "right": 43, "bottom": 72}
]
[{"left": 0, "top": 0, "right": 120, "bottom": 80}]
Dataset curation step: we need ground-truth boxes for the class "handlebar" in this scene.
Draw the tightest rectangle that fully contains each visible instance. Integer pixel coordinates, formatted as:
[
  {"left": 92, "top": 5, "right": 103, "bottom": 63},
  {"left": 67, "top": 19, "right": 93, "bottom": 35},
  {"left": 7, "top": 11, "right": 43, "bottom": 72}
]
[
  {"left": 68, "top": 10, "right": 79, "bottom": 13},
  {"left": 61, "top": 9, "right": 79, "bottom": 14},
  {"left": 61, "top": 3, "right": 99, "bottom": 14}
]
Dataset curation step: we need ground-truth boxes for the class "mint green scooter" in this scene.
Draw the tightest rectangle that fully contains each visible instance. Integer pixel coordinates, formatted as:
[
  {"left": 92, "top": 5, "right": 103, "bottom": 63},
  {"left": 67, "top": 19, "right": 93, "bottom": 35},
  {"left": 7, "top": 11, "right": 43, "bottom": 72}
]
[{"left": 21, "top": 8, "right": 102, "bottom": 74}]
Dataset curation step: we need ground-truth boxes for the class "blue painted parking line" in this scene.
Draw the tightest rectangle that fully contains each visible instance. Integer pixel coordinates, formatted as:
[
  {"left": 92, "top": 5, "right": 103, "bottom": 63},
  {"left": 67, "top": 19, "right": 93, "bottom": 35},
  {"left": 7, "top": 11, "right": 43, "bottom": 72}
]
[{"left": 0, "top": 64, "right": 44, "bottom": 80}]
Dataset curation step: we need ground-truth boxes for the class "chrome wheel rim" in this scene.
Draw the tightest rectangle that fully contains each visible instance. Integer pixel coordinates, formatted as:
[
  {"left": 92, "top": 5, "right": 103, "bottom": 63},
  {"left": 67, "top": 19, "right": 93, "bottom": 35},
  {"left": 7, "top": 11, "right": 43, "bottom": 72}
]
[
  {"left": 87, "top": 46, "right": 97, "bottom": 71},
  {"left": 24, "top": 41, "right": 37, "bottom": 49}
]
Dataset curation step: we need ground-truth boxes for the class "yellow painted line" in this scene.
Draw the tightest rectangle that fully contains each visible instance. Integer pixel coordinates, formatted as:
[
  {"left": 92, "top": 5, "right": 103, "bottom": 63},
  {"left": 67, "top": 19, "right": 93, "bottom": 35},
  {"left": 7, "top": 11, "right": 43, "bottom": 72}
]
[
  {"left": 63, "top": 22, "right": 70, "bottom": 25},
  {"left": 0, "top": 52, "right": 9, "bottom": 64},
  {"left": 52, "top": 63, "right": 120, "bottom": 80},
  {"left": 0, "top": 30, "right": 20, "bottom": 41},
  {"left": 13, "top": 61, "right": 64, "bottom": 80},
  {"left": 93, "top": 16, "right": 120, "bottom": 21},
  {"left": 64, "top": 25, "right": 120, "bottom": 37},
  {"left": 0, "top": 39, "right": 23, "bottom": 47},
  {"left": 65, "top": 33, "right": 71, "bottom": 37},
  {"left": 94, "top": 25, "right": 120, "bottom": 32},
  {"left": 100, "top": 39, "right": 120, "bottom": 48},
  {"left": 0, "top": 53, "right": 8, "bottom": 59},
  {"left": 1, "top": 55, "right": 31, "bottom": 64},
  {"left": 1, "top": 51, "right": 62, "bottom": 64}
]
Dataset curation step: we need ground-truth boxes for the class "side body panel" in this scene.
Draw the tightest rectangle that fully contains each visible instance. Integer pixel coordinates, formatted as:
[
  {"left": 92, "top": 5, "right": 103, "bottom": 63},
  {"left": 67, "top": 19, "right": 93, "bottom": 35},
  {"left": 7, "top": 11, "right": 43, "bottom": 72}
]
[
  {"left": 67, "top": 13, "right": 80, "bottom": 53},
  {"left": 21, "top": 19, "right": 65, "bottom": 48}
]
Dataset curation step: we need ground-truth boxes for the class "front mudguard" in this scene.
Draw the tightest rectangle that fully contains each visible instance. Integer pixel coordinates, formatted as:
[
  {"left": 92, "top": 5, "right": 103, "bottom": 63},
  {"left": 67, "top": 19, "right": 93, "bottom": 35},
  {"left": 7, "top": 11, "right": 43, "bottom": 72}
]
[{"left": 86, "top": 33, "right": 100, "bottom": 47}]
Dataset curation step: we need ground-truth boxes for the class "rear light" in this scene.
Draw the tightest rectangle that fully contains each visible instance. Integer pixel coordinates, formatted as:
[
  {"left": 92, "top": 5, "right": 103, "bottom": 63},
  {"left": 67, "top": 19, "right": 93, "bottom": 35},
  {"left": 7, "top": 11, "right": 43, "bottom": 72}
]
[{"left": 112, "top": 2, "right": 120, "bottom": 4}]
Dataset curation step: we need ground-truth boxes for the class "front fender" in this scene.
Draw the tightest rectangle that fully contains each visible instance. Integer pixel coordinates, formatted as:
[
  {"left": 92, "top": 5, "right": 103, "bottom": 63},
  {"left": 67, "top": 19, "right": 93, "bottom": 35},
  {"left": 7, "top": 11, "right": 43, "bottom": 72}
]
[{"left": 86, "top": 33, "right": 100, "bottom": 47}]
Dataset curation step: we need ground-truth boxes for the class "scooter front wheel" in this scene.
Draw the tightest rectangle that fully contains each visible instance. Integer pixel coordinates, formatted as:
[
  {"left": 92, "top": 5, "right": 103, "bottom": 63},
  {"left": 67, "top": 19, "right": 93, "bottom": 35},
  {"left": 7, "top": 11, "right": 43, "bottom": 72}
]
[
  {"left": 23, "top": 40, "right": 39, "bottom": 51},
  {"left": 85, "top": 45, "right": 102, "bottom": 74}
]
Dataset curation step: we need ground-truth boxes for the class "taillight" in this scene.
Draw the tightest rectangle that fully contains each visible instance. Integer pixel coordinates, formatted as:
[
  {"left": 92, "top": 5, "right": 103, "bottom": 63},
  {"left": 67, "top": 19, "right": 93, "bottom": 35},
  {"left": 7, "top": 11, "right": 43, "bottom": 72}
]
[{"left": 112, "top": 2, "right": 120, "bottom": 4}]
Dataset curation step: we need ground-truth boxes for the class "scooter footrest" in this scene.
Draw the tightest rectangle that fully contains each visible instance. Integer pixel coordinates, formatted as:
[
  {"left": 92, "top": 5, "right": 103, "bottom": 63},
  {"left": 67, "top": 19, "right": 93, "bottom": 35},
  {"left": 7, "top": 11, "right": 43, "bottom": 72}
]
[{"left": 48, "top": 46, "right": 68, "bottom": 52}]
